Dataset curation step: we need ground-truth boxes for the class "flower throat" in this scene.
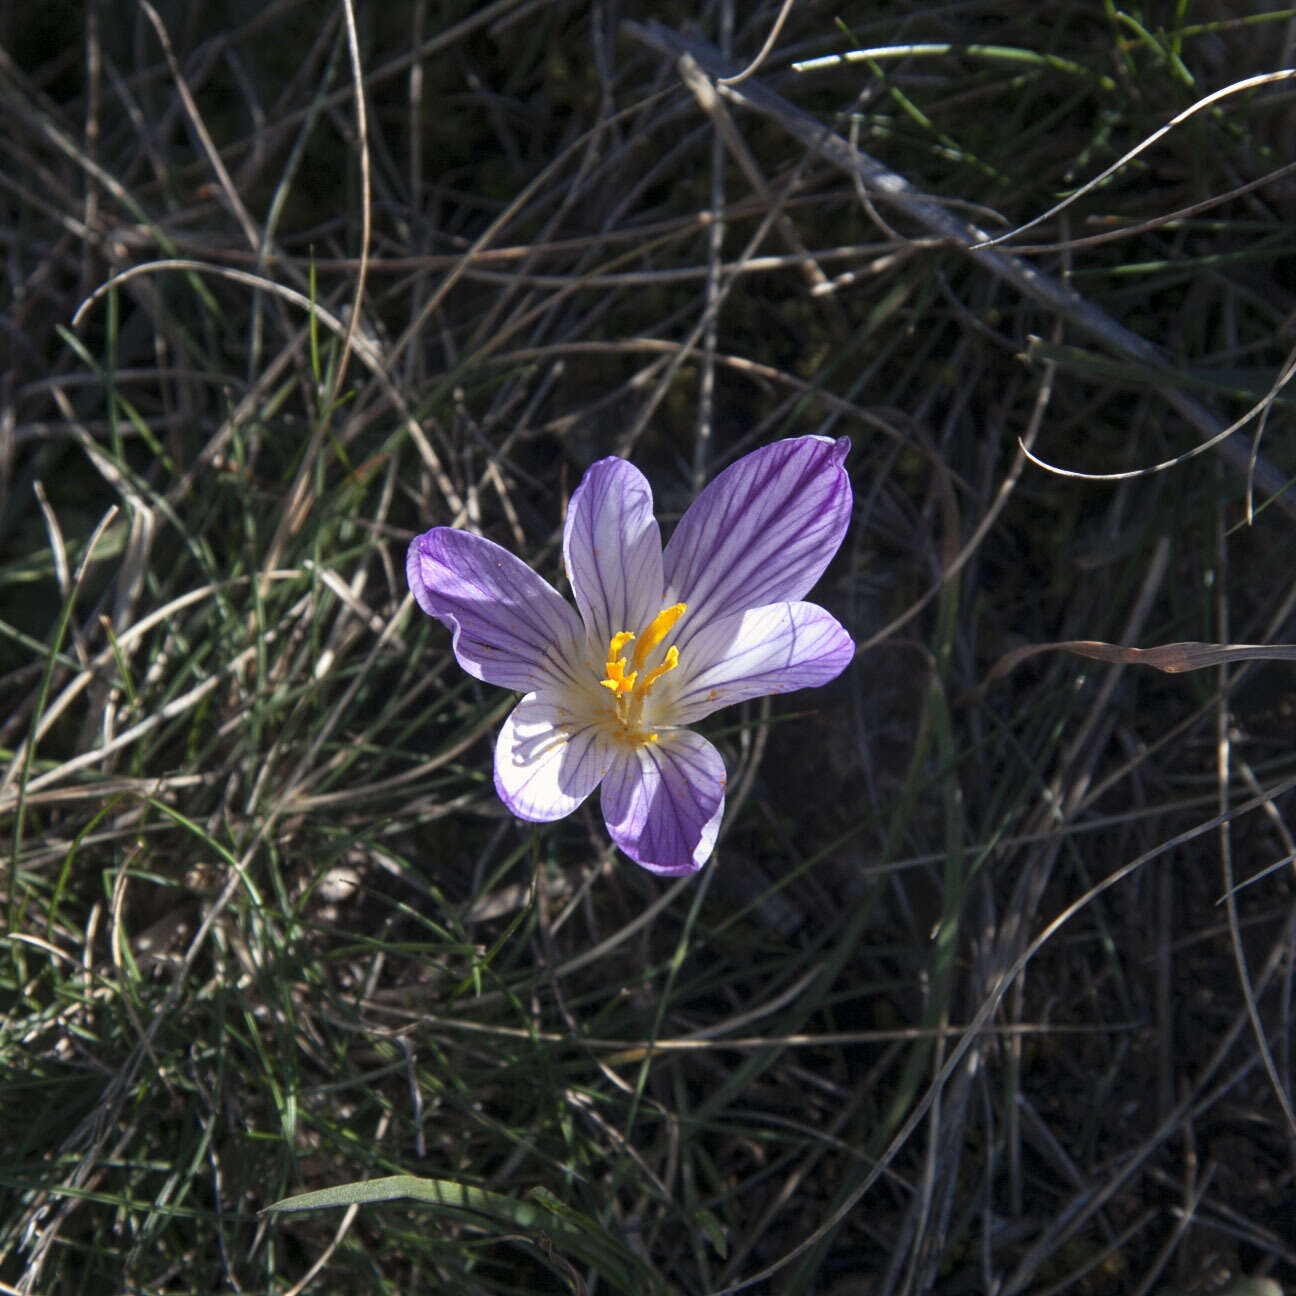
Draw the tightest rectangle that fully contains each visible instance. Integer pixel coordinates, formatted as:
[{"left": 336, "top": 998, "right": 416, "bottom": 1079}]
[{"left": 600, "top": 602, "right": 686, "bottom": 743}]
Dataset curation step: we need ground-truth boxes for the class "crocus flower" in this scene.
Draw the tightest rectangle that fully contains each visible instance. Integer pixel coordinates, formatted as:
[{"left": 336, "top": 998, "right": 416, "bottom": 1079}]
[{"left": 406, "top": 436, "right": 854, "bottom": 875}]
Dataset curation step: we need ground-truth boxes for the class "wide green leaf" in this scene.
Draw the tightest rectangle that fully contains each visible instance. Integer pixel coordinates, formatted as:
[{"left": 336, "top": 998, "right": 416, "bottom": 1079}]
[{"left": 264, "top": 1176, "right": 670, "bottom": 1294}]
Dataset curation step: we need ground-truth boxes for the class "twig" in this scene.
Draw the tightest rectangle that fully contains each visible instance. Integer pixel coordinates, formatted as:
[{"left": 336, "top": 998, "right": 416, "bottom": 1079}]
[{"left": 624, "top": 19, "right": 1296, "bottom": 520}]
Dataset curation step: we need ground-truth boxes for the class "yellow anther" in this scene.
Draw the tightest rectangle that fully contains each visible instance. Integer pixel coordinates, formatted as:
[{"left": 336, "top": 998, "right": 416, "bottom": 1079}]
[
  {"left": 601, "top": 659, "right": 637, "bottom": 694},
  {"left": 629, "top": 603, "right": 686, "bottom": 674},
  {"left": 601, "top": 630, "right": 639, "bottom": 694},
  {"left": 599, "top": 603, "right": 687, "bottom": 741},
  {"left": 638, "top": 644, "right": 680, "bottom": 696}
]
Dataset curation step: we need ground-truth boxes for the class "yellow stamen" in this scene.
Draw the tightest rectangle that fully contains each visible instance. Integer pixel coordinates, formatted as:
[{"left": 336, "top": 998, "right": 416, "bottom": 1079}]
[
  {"left": 601, "top": 658, "right": 637, "bottom": 694},
  {"left": 629, "top": 603, "right": 686, "bottom": 674},
  {"left": 597, "top": 603, "right": 687, "bottom": 741},
  {"left": 638, "top": 645, "right": 679, "bottom": 695},
  {"left": 601, "top": 630, "right": 639, "bottom": 694}
]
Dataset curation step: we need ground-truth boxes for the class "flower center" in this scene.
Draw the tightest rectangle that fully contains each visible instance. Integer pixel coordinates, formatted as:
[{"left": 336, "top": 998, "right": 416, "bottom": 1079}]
[{"left": 600, "top": 602, "right": 686, "bottom": 743}]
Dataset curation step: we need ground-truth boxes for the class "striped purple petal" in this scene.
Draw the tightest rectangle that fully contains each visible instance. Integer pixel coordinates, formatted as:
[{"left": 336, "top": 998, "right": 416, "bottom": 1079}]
[
  {"left": 664, "top": 601, "right": 854, "bottom": 724},
  {"left": 663, "top": 436, "right": 851, "bottom": 656},
  {"left": 563, "top": 457, "right": 665, "bottom": 649},
  {"left": 494, "top": 695, "right": 613, "bottom": 821},
  {"left": 600, "top": 729, "right": 726, "bottom": 875},
  {"left": 407, "top": 528, "right": 585, "bottom": 693}
]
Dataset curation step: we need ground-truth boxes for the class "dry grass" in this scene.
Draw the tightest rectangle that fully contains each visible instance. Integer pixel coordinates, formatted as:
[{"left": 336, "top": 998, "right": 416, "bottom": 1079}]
[{"left": 2, "top": 2, "right": 1296, "bottom": 1292}]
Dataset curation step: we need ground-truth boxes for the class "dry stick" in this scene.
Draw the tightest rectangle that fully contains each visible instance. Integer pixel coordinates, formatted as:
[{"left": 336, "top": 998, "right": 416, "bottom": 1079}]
[
  {"left": 138, "top": 1, "right": 262, "bottom": 251},
  {"left": 721, "top": 696, "right": 771, "bottom": 844},
  {"left": 853, "top": 350, "right": 1054, "bottom": 660},
  {"left": 983, "top": 158, "right": 1296, "bottom": 258},
  {"left": 460, "top": 92, "right": 617, "bottom": 362},
  {"left": 72, "top": 261, "right": 463, "bottom": 514},
  {"left": 901, "top": 354, "right": 1062, "bottom": 1292},
  {"left": 1127, "top": 1163, "right": 1218, "bottom": 1296},
  {"left": 76, "top": 0, "right": 535, "bottom": 202},
  {"left": 1018, "top": 341, "right": 1296, "bottom": 511},
  {"left": 1214, "top": 511, "right": 1296, "bottom": 1136},
  {"left": 729, "top": 764, "right": 1296, "bottom": 1294},
  {"left": 326, "top": 94, "right": 685, "bottom": 528},
  {"left": 1000, "top": 934, "right": 1296, "bottom": 1293},
  {"left": 354, "top": 97, "right": 648, "bottom": 416},
  {"left": 106, "top": 206, "right": 894, "bottom": 272},
  {"left": 624, "top": 20, "right": 1296, "bottom": 521},
  {"left": 696, "top": 30, "right": 726, "bottom": 494},
  {"left": 987, "top": 537, "right": 1173, "bottom": 1283},
  {"left": 718, "top": 0, "right": 796, "bottom": 87},
  {"left": 406, "top": 0, "right": 428, "bottom": 394},
  {"left": 244, "top": 14, "right": 345, "bottom": 385},
  {"left": 380, "top": 1010, "right": 1145, "bottom": 1054},
  {"left": 283, "top": 694, "right": 511, "bottom": 811},
  {"left": 978, "top": 68, "right": 1296, "bottom": 250},
  {"left": 976, "top": 440, "right": 1296, "bottom": 702},
  {"left": 13, "top": 802, "right": 300, "bottom": 1291},
  {"left": 279, "top": 1122, "right": 391, "bottom": 1296},
  {"left": 0, "top": 571, "right": 304, "bottom": 813},
  {"left": 679, "top": 55, "right": 848, "bottom": 335},
  {"left": 260, "top": 0, "right": 372, "bottom": 586},
  {"left": 621, "top": 89, "right": 818, "bottom": 455},
  {"left": 445, "top": 246, "right": 890, "bottom": 286},
  {"left": 0, "top": 503, "right": 115, "bottom": 795},
  {"left": 79, "top": 1, "right": 102, "bottom": 304},
  {"left": 327, "top": 0, "right": 370, "bottom": 408}
]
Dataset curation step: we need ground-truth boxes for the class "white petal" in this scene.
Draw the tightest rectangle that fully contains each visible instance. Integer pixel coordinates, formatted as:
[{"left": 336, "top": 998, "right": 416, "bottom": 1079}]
[
  {"left": 494, "top": 695, "right": 614, "bottom": 822},
  {"left": 600, "top": 730, "right": 726, "bottom": 875},
  {"left": 563, "top": 457, "right": 665, "bottom": 649},
  {"left": 408, "top": 528, "right": 585, "bottom": 693},
  {"left": 663, "top": 436, "right": 851, "bottom": 658},
  {"left": 663, "top": 602, "right": 854, "bottom": 724}
]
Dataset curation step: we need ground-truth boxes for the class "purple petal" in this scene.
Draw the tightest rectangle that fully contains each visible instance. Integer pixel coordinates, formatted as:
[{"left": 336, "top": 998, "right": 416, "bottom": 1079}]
[
  {"left": 494, "top": 695, "right": 613, "bottom": 822},
  {"left": 563, "top": 458, "right": 665, "bottom": 649},
  {"left": 663, "top": 437, "right": 851, "bottom": 656},
  {"left": 407, "top": 528, "right": 585, "bottom": 693},
  {"left": 600, "top": 730, "right": 726, "bottom": 875},
  {"left": 664, "top": 602, "right": 854, "bottom": 724}
]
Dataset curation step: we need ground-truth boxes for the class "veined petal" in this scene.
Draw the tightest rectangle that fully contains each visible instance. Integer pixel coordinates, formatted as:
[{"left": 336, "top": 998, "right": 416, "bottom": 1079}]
[
  {"left": 563, "top": 457, "right": 665, "bottom": 649},
  {"left": 600, "top": 730, "right": 726, "bottom": 875},
  {"left": 663, "top": 436, "right": 851, "bottom": 656},
  {"left": 664, "top": 602, "right": 854, "bottom": 724},
  {"left": 408, "top": 528, "right": 585, "bottom": 693},
  {"left": 494, "top": 695, "right": 613, "bottom": 822}
]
